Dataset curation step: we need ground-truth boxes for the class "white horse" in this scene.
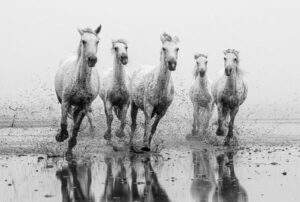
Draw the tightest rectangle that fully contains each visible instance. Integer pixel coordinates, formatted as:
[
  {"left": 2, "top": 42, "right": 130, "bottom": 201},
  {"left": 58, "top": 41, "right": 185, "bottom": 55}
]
[
  {"left": 189, "top": 53, "right": 213, "bottom": 136},
  {"left": 99, "top": 39, "right": 130, "bottom": 141},
  {"left": 130, "top": 33, "right": 179, "bottom": 151},
  {"left": 211, "top": 49, "right": 248, "bottom": 145},
  {"left": 55, "top": 25, "right": 101, "bottom": 153}
]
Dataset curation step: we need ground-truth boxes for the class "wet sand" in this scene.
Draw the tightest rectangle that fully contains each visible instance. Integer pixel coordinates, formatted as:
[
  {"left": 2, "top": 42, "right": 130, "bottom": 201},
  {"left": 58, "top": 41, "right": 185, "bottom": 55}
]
[{"left": 0, "top": 120, "right": 300, "bottom": 202}]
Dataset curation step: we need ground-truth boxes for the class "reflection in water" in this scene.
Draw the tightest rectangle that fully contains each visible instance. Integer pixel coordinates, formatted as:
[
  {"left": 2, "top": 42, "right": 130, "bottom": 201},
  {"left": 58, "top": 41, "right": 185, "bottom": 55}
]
[
  {"left": 213, "top": 152, "right": 248, "bottom": 202},
  {"left": 56, "top": 160, "right": 95, "bottom": 202},
  {"left": 54, "top": 150, "right": 248, "bottom": 202},
  {"left": 100, "top": 155, "right": 170, "bottom": 202},
  {"left": 191, "top": 150, "right": 216, "bottom": 202}
]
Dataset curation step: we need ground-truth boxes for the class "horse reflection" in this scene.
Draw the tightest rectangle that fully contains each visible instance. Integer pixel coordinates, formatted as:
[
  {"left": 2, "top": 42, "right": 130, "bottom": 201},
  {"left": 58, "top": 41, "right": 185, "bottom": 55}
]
[
  {"left": 101, "top": 157, "right": 131, "bottom": 202},
  {"left": 56, "top": 160, "right": 95, "bottom": 202},
  {"left": 190, "top": 149, "right": 216, "bottom": 202},
  {"left": 213, "top": 152, "right": 248, "bottom": 202},
  {"left": 101, "top": 155, "right": 170, "bottom": 202}
]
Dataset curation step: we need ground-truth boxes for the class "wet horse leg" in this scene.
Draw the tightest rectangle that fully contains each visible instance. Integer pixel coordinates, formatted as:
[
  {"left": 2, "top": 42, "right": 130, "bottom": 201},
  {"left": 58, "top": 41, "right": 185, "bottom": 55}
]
[
  {"left": 142, "top": 103, "right": 154, "bottom": 151},
  {"left": 104, "top": 101, "right": 113, "bottom": 141},
  {"left": 224, "top": 107, "right": 239, "bottom": 145},
  {"left": 149, "top": 109, "right": 167, "bottom": 146},
  {"left": 56, "top": 101, "right": 70, "bottom": 142},
  {"left": 130, "top": 102, "right": 138, "bottom": 144},
  {"left": 192, "top": 103, "right": 200, "bottom": 135},
  {"left": 216, "top": 103, "right": 229, "bottom": 136},
  {"left": 67, "top": 107, "right": 86, "bottom": 153},
  {"left": 116, "top": 103, "right": 129, "bottom": 138}
]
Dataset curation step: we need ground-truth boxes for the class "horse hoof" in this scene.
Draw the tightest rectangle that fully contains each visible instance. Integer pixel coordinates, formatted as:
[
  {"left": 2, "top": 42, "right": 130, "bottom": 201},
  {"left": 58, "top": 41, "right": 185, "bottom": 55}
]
[
  {"left": 65, "top": 150, "right": 73, "bottom": 161},
  {"left": 216, "top": 128, "right": 225, "bottom": 136},
  {"left": 223, "top": 136, "right": 237, "bottom": 146},
  {"left": 104, "top": 131, "right": 111, "bottom": 140},
  {"left": 116, "top": 130, "right": 125, "bottom": 138},
  {"left": 55, "top": 130, "right": 69, "bottom": 142},
  {"left": 141, "top": 146, "right": 151, "bottom": 152}
]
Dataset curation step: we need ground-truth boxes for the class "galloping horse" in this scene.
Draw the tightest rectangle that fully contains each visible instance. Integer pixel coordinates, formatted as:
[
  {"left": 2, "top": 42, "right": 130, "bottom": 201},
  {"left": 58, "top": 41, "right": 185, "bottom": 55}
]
[
  {"left": 130, "top": 33, "right": 179, "bottom": 151},
  {"left": 212, "top": 49, "right": 248, "bottom": 145},
  {"left": 189, "top": 53, "right": 213, "bottom": 136},
  {"left": 99, "top": 39, "right": 130, "bottom": 141},
  {"left": 55, "top": 25, "right": 101, "bottom": 153}
]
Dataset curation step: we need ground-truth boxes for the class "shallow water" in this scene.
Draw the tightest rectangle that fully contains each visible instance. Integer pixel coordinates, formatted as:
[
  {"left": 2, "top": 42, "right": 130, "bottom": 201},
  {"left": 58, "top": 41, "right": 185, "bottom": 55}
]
[{"left": 0, "top": 145, "right": 300, "bottom": 202}]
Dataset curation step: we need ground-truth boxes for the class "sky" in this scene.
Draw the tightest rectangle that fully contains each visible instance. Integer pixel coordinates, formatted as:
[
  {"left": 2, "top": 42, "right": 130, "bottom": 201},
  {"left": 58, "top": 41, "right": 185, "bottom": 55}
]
[{"left": 0, "top": 0, "right": 300, "bottom": 119}]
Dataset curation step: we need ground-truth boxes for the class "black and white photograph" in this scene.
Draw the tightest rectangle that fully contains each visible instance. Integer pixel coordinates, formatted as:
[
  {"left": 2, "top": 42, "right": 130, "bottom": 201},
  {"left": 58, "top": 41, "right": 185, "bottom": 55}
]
[{"left": 0, "top": 0, "right": 299, "bottom": 201}]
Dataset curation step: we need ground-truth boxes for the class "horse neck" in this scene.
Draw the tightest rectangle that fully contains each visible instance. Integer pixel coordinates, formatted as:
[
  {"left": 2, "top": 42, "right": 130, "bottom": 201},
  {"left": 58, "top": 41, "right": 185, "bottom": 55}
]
[
  {"left": 113, "top": 55, "right": 125, "bottom": 86},
  {"left": 156, "top": 54, "right": 171, "bottom": 91},
  {"left": 76, "top": 54, "right": 92, "bottom": 89},
  {"left": 197, "top": 75, "right": 208, "bottom": 90},
  {"left": 225, "top": 68, "right": 237, "bottom": 93}
]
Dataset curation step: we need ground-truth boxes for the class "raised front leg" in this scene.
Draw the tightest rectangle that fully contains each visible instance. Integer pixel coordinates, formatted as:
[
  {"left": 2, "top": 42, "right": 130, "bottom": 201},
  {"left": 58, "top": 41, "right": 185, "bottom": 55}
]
[
  {"left": 67, "top": 108, "right": 86, "bottom": 153},
  {"left": 224, "top": 107, "right": 239, "bottom": 145},
  {"left": 116, "top": 103, "right": 129, "bottom": 138},
  {"left": 149, "top": 109, "right": 167, "bottom": 146},
  {"left": 130, "top": 102, "right": 138, "bottom": 144},
  {"left": 56, "top": 101, "right": 70, "bottom": 142},
  {"left": 142, "top": 103, "right": 154, "bottom": 151},
  {"left": 216, "top": 103, "right": 229, "bottom": 136},
  {"left": 192, "top": 103, "right": 200, "bottom": 135},
  {"left": 104, "top": 101, "right": 113, "bottom": 141}
]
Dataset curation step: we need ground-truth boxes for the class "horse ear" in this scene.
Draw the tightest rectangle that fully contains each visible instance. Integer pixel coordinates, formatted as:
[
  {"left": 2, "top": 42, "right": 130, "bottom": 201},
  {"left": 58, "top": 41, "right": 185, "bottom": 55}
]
[
  {"left": 173, "top": 36, "right": 180, "bottom": 43},
  {"left": 194, "top": 53, "right": 200, "bottom": 60},
  {"left": 95, "top": 25, "right": 102, "bottom": 35},
  {"left": 77, "top": 28, "right": 84, "bottom": 36},
  {"left": 223, "top": 50, "right": 227, "bottom": 55}
]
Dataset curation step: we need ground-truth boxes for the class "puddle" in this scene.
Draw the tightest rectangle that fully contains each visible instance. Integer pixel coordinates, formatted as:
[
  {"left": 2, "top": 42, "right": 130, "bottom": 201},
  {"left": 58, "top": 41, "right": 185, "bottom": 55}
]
[{"left": 0, "top": 146, "right": 300, "bottom": 202}]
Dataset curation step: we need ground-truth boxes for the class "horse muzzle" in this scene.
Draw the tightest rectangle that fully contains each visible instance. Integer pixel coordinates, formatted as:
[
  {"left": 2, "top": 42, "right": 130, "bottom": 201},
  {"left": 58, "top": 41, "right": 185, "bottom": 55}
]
[
  {"left": 199, "top": 70, "right": 206, "bottom": 77},
  {"left": 87, "top": 56, "right": 97, "bottom": 67},
  {"left": 168, "top": 60, "right": 177, "bottom": 71},
  {"left": 120, "top": 55, "right": 128, "bottom": 65},
  {"left": 225, "top": 67, "right": 232, "bottom": 76}
]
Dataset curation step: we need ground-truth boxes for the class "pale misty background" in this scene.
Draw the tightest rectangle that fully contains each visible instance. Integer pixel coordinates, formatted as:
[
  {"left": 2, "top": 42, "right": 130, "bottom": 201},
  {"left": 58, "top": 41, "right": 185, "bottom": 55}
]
[{"left": 0, "top": 0, "right": 299, "bottom": 124}]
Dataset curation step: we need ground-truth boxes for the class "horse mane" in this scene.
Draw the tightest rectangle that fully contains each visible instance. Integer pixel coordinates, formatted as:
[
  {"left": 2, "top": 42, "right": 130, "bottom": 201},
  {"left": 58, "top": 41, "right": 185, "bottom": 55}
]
[
  {"left": 161, "top": 32, "right": 179, "bottom": 43},
  {"left": 77, "top": 27, "right": 98, "bottom": 59},
  {"left": 224, "top": 49, "right": 245, "bottom": 76},
  {"left": 193, "top": 53, "right": 207, "bottom": 78},
  {"left": 112, "top": 39, "right": 128, "bottom": 47}
]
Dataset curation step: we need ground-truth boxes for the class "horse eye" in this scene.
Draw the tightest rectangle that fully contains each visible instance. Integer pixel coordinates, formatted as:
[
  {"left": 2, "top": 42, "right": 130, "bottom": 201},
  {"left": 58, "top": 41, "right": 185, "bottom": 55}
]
[
  {"left": 162, "top": 48, "right": 166, "bottom": 51},
  {"left": 114, "top": 47, "right": 118, "bottom": 51},
  {"left": 205, "top": 61, "right": 208, "bottom": 65},
  {"left": 82, "top": 40, "right": 86, "bottom": 45},
  {"left": 234, "top": 58, "right": 237, "bottom": 62},
  {"left": 224, "top": 57, "right": 226, "bottom": 61},
  {"left": 125, "top": 46, "right": 128, "bottom": 50},
  {"left": 176, "top": 48, "right": 179, "bottom": 51},
  {"left": 96, "top": 41, "right": 99, "bottom": 45}
]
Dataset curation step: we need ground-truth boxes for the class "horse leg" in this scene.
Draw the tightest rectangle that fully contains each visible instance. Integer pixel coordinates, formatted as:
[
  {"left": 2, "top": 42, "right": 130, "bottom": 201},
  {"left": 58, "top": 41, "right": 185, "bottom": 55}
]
[
  {"left": 192, "top": 103, "right": 200, "bottom": 135},
  {"left": 224, "top": 107, "right": 239, "bottom": 146},
  {"left": 141, "top": 103, "right": 154, "bottom": 151},
  {"left": 86, "top": 107, "right": 95, "bottom": 130},
  {"left": 216, "top": 104, "right": 229, "bottom": 136},
  {"left": 56, "top": 101, "right": 70, "bottom": 142},
  {"left": 149, "top": 109, "right": 167, "bottom": 146},
  {"left": 67, "top": 107, "right": 86, "bottom": 153},
  {"left": 130, "top": 102, "right": 138, "bottom": 144},
  {"left": 116, "top": 103, "right": 129, "bottom": 138},
  {"left": 200, "top": 107, "right": 210, "bottom": 135},
  {"left": 104, "top": 101, "right": 113, "bottom": 141}
]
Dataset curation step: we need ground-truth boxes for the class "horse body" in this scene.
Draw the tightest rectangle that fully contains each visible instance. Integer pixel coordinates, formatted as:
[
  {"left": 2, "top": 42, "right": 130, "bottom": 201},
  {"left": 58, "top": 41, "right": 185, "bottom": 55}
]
[
  {"left": 130, "top": 33, "right": 179, "bottom": 151},
  {"left": 99, "top": 39, "right": 130, "bottom": 140},
  {"left": 55, "top": 25, "right": 101, "bottom": 153},
  {"left": 212, "top": 49, "right": 248, "bottom": 145},
  {"left": 189, "top": 54, "right": 213, "bottom": 135}
]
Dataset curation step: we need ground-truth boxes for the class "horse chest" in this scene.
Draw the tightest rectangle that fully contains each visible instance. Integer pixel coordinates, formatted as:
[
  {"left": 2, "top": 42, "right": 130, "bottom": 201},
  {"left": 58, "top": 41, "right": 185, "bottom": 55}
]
[
  {"left": 108, "top": 88, "right": 130, "bottom": 107},
  {"left": 69, "top": 87, "right": 93, "bottom": 106},
  {"left": 220, "top": 91, "right": 239, "bottom": 107}
]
